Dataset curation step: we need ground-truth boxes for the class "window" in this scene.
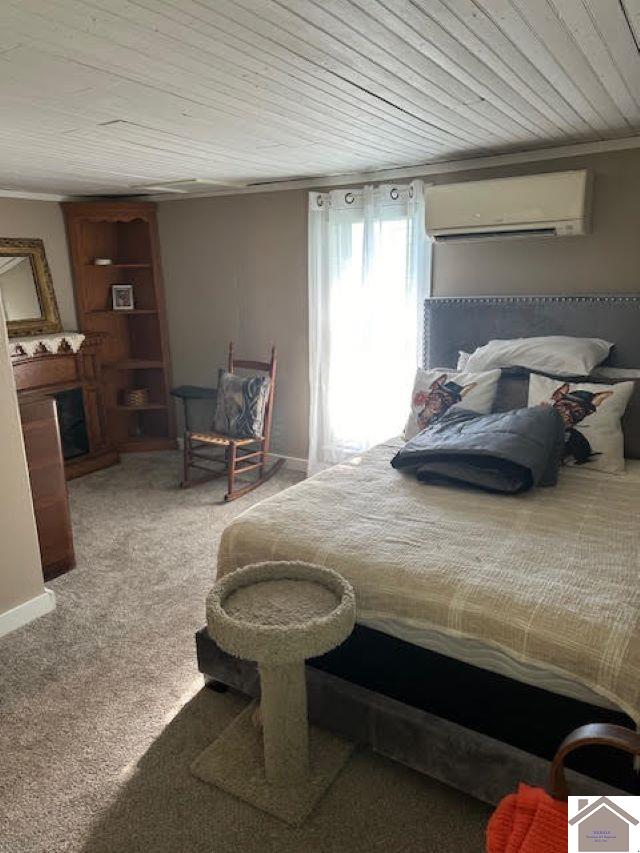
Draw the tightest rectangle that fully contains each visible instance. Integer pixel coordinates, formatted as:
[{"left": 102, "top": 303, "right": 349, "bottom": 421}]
[{"left": 308, "top": 181, "right": 431, "bottom": 473}]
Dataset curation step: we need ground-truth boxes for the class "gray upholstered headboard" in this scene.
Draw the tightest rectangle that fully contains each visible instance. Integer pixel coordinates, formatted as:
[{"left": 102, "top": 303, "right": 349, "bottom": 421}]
[{"left": 423, "top": 294, "right": 640, "bottom": 458}]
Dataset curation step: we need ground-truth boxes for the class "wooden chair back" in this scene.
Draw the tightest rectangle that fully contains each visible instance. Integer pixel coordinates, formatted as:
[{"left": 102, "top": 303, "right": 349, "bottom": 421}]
[
  {"left": 548, "top": 722, "right": 640, "bottom": 800},
  {"left": 181, "top": 341, "right": 284, "bottom": 499},
  {"left": 227, "top": 342, "right": 277, "bottom": 443}
]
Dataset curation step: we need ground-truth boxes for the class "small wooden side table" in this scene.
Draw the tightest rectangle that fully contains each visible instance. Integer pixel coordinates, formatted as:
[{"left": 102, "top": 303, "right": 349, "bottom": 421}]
[{"left": 170, "top": 385, "right": 217, "bottom": 432}]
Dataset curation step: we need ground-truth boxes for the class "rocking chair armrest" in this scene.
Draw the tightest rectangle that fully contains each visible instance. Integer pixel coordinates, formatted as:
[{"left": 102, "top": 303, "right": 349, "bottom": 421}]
[{"left": 548, "top": 723, "right": 640, "bottom": 800}]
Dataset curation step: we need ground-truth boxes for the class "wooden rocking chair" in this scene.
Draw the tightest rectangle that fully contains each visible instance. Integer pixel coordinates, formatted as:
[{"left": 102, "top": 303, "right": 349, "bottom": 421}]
[{"left": 181, "top": 343, "right": 284, "bottom": 501}]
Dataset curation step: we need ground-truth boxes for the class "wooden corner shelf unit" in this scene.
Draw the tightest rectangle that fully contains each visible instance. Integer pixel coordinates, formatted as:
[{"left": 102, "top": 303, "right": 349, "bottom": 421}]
[{"left": 62, "top": 202, "right": 176, "bottom": 453}]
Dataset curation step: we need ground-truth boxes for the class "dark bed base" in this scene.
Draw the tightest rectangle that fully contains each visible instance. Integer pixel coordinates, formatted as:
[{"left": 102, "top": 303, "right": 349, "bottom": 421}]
[{"left": 196, "top": 624, "right": 638, "bottom": 804}]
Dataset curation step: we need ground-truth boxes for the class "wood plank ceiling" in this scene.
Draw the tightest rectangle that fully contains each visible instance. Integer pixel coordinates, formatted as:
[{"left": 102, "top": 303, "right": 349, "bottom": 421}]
[{"left": 0, "top": 0, "right": 639, "bottom": 196}]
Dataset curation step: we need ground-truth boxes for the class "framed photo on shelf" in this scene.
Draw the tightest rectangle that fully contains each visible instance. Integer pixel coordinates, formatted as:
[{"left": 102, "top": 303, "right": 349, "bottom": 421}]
[{"left": 112, "top": 284, "right": 134, "bottom": 311}]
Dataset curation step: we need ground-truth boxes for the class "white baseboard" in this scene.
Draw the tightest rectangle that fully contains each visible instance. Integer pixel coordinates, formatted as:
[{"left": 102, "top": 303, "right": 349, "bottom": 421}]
[
  {"left": 273, "top": 454, "right": 308, "bottom": 473},
  {"left": 0, "top": 588, "right": 56, "bottom": 640}
]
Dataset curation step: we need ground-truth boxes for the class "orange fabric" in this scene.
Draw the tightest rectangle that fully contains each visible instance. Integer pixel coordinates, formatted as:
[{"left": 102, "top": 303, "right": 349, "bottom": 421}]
[
  {"left": 487, "top": 793, "right": 517, "bottom": 853},
  {"left": 486, "top": 784, "right": 568, "bottom": 853}
]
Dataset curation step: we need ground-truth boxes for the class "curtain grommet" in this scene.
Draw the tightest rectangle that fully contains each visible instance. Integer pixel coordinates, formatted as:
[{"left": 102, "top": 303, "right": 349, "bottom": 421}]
[
  {"left": 345, "top": 192, "right": 355, "bottom": 205},
  {"left": 390, "top": 187, "right": 399, "bottom": 200}
]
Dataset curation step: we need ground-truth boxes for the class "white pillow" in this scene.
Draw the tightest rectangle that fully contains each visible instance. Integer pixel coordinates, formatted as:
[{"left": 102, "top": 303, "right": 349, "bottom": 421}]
[
  {"left": 456, "top": 351, "right": 471, "bottom": 371},
  {"left": 465, "top": 336, "right": 612, "bottom": 377},
  {"left": 528, "top": 373, "right": 634, "bottom": 473},
  {"left": 404, "top": 367, "right": 500, "bottom": 440}
]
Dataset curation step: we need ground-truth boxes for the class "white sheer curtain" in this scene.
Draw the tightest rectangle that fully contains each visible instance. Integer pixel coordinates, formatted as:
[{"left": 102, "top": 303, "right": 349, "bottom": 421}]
[{"left": 308, "top": 180, "right": 430, "bottom": 474}]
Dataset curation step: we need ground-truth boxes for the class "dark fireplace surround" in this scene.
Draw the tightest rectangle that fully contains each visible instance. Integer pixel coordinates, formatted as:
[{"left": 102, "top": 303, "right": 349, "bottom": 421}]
[
  {"left": 11, "top": 334, "right": 119, "bottom": 479},
  {"left": 54, "top": 387, "right": 90, "bottom": 460}
]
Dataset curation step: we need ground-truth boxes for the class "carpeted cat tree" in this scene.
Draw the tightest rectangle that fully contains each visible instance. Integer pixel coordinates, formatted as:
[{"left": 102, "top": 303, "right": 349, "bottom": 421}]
[{"left": 191, "top": 561, "right": 356, "bottom": 825}]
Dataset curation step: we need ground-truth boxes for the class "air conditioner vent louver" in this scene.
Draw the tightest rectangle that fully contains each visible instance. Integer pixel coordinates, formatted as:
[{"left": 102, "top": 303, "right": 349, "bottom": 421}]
[
  {"left": 434, "top": 227, "right": 557, "bottom": 243},
  {"left": 426, "top": 170, "right": 591, "bottom": 241}
]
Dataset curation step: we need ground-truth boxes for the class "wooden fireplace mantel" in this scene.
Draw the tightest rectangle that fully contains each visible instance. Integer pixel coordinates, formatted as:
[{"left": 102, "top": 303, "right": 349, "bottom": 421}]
[{"left": 12, "top": 331, "right": 119, "bottom": 479}]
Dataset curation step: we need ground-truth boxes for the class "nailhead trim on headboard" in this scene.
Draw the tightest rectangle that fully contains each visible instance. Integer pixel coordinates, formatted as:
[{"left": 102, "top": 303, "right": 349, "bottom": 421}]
[
  {"left": 427, "top": 294, "right": 640, "bottom": 305},
  {"left": 422, "top": 294, "right": 640, "bottom": 368}
]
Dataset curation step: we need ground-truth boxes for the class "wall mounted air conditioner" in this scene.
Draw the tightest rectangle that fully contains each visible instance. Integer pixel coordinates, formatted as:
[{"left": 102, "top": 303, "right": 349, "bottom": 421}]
[{"left": 425, "top": 170, "right": 592, "bottom": 242}]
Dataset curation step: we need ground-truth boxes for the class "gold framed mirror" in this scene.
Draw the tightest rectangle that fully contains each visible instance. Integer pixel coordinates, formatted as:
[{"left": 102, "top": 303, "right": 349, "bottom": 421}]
[{"left": 0, "top": 238, "right": 61, "bottom": 337}]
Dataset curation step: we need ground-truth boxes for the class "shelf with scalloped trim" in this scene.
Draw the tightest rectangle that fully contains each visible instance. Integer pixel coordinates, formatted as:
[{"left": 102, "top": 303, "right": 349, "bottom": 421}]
[{"left": 62, "top": 200, "right": 176, "bottom": 454}]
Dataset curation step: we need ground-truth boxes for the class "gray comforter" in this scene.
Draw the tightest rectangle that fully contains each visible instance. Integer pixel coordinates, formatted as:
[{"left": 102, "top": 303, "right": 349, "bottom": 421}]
[{"left": 391, "top": 406, "right": 565, "bottom": 493}]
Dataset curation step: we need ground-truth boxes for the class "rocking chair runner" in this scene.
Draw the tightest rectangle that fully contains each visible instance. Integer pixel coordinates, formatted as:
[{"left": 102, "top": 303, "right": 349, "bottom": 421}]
[{"left": 181, "top": 343, "right": 284, "bottom": 501}]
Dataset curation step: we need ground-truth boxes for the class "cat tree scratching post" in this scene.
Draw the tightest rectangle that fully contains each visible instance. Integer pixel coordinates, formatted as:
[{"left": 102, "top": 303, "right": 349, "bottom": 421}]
[{"left": 191, "top": 561, "right": 356, "bottom": 825}]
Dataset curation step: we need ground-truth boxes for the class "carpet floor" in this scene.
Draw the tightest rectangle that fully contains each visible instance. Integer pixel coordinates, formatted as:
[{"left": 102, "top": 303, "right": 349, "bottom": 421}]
[{"left": 0, "top": 452, "right": 490, "bottom": 853}]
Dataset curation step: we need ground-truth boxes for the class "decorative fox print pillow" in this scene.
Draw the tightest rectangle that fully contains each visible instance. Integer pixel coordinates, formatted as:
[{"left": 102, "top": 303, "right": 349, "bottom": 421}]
[
  {"left": 404, "top": 368, "right": 500, "bottom": 440},
  {"left": 528, "top": 374, "right": 634, "bottom": 474}
]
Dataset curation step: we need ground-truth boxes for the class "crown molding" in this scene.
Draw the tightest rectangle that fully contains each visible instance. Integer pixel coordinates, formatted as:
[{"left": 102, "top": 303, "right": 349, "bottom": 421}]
[{"left": 146, "top": 134, "right": 640, "bottom": 203}]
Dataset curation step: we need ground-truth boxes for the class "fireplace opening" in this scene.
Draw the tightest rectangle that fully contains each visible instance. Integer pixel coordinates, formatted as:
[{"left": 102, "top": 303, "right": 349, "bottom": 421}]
[{"left": 54, "top": 388, "right": 90, "bottom": 460}]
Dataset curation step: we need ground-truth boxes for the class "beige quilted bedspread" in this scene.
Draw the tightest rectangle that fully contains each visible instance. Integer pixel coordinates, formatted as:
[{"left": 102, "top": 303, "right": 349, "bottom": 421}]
[{"left": 217, "top": 440, "right": 640, "bottom": 723}]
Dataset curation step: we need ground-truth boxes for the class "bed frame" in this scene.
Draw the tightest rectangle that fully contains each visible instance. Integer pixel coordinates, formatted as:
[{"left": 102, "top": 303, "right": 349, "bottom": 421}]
[{"left": 197, "top": 294, "right": 640, "bottom": 804}]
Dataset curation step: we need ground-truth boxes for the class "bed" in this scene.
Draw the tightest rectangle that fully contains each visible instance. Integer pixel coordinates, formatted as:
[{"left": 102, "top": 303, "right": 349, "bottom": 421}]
[{"left": 197, "top": 294, "right": 640, "bottom": 803}]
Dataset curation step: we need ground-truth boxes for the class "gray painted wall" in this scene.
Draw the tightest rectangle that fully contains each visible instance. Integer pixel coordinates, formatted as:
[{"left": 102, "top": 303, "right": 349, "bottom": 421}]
[
  {"left": 0, "top": 198, "right": 77, "bottom": 330},
  {"left": 158, "top": 148, "right": 640, "bottom": 459},
  {"left": 0, "top": 299, "right": 45, "bottom": 618},
  {"left": 158, "top": 190, "right": 309, "bottom": 459},
  {"left": 430, "top": 149, "right": 640, "bottom": 297}
]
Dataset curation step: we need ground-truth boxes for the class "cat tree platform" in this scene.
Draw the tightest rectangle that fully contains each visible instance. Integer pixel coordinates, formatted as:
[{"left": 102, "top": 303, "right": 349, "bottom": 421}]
[{"left": 191, "top": 560, "right": 356, "bottom": 825}]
